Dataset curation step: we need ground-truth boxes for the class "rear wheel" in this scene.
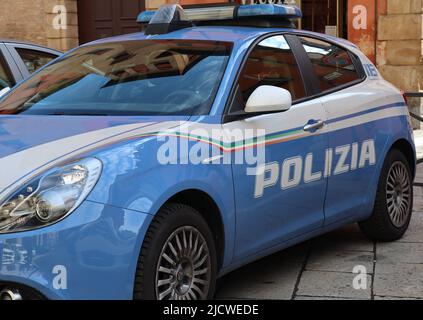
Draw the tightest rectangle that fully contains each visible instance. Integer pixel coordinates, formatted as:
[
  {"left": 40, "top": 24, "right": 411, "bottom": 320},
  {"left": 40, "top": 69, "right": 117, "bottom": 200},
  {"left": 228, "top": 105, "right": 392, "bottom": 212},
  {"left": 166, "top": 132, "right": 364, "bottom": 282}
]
[
  {"left": 134, "top": 203, "right": 217, "bottom": 300},
  {"left": 359, "top": 149, "right": 413, "bottom": 241}
]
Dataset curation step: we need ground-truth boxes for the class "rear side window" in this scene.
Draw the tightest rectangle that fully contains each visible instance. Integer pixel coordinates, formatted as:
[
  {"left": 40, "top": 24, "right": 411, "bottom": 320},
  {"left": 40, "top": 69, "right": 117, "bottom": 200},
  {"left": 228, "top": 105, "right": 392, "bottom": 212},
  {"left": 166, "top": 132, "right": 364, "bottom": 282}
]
[
  {"left": 15, "top": 48, "right": 57, "bottom": 74},
  {"left": 298, "top": 36, "right": 361, "bottom": 92},
  {"left": 231, "top": 35, "right": 305, "bottom": 112}
]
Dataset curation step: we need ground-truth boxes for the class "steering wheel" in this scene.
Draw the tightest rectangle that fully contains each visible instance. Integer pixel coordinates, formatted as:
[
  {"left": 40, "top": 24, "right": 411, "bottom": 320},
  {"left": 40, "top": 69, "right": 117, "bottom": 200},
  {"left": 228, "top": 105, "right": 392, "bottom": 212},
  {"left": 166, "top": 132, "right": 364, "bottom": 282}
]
[{"left": 163, "top": 90, "right": 203, "bottom": 112}]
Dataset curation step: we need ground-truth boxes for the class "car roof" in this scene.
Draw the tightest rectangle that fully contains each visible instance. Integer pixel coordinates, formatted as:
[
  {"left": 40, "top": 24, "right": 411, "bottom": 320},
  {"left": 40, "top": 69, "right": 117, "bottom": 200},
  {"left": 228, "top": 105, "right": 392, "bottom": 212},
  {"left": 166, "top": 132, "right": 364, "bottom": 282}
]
[
  {"left": 86, "top": 26, "right": 358, "bottom": 50},
  {"left": 88, "top": 26, "right": 268, "bottom": 46}
]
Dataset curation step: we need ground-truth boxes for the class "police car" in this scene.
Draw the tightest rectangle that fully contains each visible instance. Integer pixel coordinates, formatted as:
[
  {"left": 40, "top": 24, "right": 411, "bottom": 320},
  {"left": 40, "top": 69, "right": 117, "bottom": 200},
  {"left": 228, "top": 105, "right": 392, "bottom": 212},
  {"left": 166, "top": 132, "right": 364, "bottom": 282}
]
[{"left": 0, "top": 4, "right": 415, "bottom": 300}]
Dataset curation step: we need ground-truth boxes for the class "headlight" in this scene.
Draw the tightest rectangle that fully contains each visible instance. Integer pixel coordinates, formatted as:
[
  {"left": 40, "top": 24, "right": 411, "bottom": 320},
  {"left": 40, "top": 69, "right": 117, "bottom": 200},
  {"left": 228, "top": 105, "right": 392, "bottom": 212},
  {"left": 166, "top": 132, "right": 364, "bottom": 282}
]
[{"left": 0, "top": 158, "right": 102, "bottom": 233}]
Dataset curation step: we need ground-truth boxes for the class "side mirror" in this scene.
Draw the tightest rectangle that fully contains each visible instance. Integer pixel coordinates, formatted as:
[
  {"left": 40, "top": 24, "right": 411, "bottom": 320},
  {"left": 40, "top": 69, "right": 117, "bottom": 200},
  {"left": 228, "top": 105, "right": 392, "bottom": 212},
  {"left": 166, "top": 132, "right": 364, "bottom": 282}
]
[
  {"left": 245, "top": 85, "right": 292, "bottom": 114},
  {"left": 0, "top": 87, "right": 11, "bottom": 98}
]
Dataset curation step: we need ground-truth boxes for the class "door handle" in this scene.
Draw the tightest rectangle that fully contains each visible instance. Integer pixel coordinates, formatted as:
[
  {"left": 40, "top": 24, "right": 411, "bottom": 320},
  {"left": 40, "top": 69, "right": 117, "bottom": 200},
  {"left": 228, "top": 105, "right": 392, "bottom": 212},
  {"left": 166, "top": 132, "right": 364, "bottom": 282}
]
[{"left": 303, "top": 120, "right": 325, "bottom": 132}]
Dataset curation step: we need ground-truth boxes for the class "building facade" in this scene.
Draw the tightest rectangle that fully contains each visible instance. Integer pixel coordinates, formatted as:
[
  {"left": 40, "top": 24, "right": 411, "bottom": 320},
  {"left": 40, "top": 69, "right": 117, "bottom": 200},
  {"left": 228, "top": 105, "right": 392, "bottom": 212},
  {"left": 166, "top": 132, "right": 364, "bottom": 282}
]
[{"left": 0, "top": 0, "right": 421, "bottom": 117}]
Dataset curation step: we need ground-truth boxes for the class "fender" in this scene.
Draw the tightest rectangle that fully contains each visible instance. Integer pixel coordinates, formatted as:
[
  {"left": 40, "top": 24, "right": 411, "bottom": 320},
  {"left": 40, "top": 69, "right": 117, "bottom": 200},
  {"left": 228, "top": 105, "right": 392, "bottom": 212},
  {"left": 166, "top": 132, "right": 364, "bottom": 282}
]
[
  {"left": 361, "top": 115, "right": 416, "bottom": 220},
  {"left": 88, "top": 137, "right": 236, "bottom": 269}
]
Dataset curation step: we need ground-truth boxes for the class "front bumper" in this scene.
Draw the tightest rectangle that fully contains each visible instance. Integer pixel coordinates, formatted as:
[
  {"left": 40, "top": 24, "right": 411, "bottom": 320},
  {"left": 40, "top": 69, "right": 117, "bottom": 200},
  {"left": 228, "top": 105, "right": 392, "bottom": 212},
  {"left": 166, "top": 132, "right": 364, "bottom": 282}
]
[{"left": 0, "top": 200, "right": 152, "bottom": 300}]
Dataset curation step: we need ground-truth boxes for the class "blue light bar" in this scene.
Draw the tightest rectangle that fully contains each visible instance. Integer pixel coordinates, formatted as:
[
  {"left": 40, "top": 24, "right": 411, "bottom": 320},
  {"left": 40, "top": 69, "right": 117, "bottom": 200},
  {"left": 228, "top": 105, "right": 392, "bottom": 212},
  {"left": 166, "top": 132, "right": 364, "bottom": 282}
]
[
  {"left": 137, "top": 4, "right": 302, "bottom": 24},
  {"left": 237, "top": 4, "right": 302, "bottom": 19},
  {"left": 137, "top": 10, "right": 156, "bottom": 24}
]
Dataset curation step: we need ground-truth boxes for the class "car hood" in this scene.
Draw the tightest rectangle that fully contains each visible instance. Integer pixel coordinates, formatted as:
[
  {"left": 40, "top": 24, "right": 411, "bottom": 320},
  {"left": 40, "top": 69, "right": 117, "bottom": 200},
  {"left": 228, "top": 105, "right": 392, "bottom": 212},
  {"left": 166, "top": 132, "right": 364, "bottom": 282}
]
[{"left": 0, "top": 115, "right": 189, "bottom": 197}]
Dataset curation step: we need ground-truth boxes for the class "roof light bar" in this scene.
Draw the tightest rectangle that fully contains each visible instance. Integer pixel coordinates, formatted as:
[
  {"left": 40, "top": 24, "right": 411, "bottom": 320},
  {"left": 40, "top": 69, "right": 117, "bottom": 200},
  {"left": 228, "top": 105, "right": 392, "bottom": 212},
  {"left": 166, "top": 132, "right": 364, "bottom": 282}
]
[
  {"left": 237, "top": 4, "right": 302, "bottom": 19},
  {"left": 137, "top": 4, "right": 302, "bottom": 25},
  {"left": 137, "top": 10, "right": 156, "bottom": 23},
  {"left": 184, "top": 6, "right": 235, "bottom": 21}
]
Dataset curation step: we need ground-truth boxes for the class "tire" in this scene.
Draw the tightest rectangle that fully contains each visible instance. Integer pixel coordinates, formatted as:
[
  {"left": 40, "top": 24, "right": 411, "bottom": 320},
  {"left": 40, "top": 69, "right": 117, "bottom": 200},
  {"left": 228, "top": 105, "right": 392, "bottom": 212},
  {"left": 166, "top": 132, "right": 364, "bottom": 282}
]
[
  {"left": 359, "top": 149, "right": 413, "bottom": 241},
  {"left": 134, "top": 203, "right": 217, "bottom": 300}
]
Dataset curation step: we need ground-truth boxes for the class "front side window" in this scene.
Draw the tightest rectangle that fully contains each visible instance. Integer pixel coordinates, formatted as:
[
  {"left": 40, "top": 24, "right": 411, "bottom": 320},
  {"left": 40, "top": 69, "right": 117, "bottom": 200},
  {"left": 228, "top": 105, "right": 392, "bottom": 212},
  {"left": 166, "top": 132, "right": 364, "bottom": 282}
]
[
  {"left": 15, "top": 48, "right": 57, "bottom": 74},
  {"left": 0, "top": 40, "right": 232, "bottom": 115},
  {"left": 0, "top": 53, "right": 14, "bottom": 90},
  {"left": 231, "top": 35, "right": 305, "bottom": 112},
  {"left": 299, "top": 36, "right": 361, "bottom": 92}
]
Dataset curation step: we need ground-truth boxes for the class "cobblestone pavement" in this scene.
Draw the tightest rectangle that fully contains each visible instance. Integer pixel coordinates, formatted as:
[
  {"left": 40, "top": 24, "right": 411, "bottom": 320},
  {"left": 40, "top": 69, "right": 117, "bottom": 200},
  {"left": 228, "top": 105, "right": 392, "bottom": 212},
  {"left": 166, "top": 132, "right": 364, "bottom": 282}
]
[{"left": 216, "top": 163, "right": 423, "bottom": 300}]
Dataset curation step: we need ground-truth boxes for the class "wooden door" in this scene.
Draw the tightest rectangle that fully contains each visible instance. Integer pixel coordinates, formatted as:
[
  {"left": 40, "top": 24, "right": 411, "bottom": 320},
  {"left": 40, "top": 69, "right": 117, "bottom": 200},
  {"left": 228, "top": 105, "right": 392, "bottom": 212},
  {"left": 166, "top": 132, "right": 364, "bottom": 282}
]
[{"left": 78, "top": 0, "right": 145, "bottom": 44}]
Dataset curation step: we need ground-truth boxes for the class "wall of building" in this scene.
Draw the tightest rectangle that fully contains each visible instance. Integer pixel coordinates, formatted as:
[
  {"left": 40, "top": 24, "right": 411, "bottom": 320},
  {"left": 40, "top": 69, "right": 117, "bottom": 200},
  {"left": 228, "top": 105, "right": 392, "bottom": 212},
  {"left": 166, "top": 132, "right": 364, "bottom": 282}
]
[
  {"left": 44, "top": 0, "right": 79, "bottom": 51},
  {"left": 0, "top": 0, "right": 47, "bottom": 45},
  {"left": 376, "top": 0, "right": 423, "bottom": 126},
  {"left": 377, "top": 0, "right": 422, "bottom": 91},
  {"left": 0, "top": 0, "right": 78, "bottom": 51}
]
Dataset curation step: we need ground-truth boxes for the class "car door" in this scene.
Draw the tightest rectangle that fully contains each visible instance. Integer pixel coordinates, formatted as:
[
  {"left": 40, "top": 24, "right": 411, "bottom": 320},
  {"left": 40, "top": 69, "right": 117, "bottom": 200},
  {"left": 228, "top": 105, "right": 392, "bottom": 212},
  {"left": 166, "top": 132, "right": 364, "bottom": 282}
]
[
  {"left": 0, "top": 43, "right": 21, "bottom": 91},
  {"left": 297, "top": 35, "right": 385, "bottom": 225},
  {"left": 5, "top": 43, "right": 60, "bottom": 78},
  {"left": 223, "top": 34, "right": 328, "bottom": 260}
]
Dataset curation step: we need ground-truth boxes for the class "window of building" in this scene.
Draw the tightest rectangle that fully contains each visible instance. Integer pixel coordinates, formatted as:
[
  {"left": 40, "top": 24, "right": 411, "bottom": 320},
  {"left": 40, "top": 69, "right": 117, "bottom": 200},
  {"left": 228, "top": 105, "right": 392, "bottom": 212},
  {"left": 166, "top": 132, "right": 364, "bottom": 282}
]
[
  {"left": 298, "top": 36, "right": 360, "bottom": 92},
  {"left": 0, "top": 54, "right": 14, "bottom": 90},
  {"left": 15, "top": 48, "right": 57, "bottom": 74},
  {"left": 231, "top": 35, "right": 305, "bottom": 112}
]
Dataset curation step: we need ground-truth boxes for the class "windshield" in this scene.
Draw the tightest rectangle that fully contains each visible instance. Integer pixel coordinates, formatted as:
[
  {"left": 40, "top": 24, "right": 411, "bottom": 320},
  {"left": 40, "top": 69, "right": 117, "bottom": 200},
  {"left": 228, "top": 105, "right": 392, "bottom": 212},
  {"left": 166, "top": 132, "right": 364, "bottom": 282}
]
[{"left": 0, "top": 40, "right": 232, "bottom": 116}]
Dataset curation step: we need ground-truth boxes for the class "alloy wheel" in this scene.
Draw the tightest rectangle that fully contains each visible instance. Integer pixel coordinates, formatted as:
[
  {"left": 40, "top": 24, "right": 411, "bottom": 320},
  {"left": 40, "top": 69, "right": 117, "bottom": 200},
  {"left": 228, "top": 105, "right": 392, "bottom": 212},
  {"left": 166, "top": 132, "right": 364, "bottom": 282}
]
[
  {"left": 386, "top": 161, "right": 411, "bottom": 228},
  {"left": 155, "top": 226, "right": 211, "bottom": 300}
]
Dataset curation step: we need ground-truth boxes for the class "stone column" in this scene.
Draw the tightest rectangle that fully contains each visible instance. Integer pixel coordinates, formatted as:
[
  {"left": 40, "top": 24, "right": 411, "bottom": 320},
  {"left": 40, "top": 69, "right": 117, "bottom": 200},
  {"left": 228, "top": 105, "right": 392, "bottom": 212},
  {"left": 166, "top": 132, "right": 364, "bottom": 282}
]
[
  {"left": 377, "top": 0, "right": 423, "bottom": 128},
  {"left": 44, "top": 0, "right": 79, "bottom": 52}
]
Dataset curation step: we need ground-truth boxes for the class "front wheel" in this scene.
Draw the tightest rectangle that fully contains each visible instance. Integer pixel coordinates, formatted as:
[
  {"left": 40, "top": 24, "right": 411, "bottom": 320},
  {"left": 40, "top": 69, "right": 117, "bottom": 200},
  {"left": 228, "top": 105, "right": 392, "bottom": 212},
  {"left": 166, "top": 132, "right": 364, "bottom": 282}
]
[
  {"left": 134, "top": 203, "right": 217, "bottom": 300},
  {"left": 359, "top": 149, "right": 413, "bottom": 241}
]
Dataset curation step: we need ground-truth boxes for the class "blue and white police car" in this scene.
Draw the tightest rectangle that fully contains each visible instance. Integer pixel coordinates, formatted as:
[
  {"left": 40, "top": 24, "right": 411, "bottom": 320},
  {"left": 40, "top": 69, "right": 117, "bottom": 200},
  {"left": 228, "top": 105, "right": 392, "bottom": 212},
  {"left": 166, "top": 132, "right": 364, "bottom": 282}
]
[{"left": 0, "top": 4, "right": 415, "bottom": 300}]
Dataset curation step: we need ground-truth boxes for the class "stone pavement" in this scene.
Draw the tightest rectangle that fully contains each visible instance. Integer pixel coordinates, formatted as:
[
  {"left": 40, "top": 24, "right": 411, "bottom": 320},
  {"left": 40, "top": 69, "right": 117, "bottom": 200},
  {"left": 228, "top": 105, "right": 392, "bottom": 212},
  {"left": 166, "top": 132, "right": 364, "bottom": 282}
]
[{"left": 216, "top": 163, "right": 423, "bottom": 300}]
